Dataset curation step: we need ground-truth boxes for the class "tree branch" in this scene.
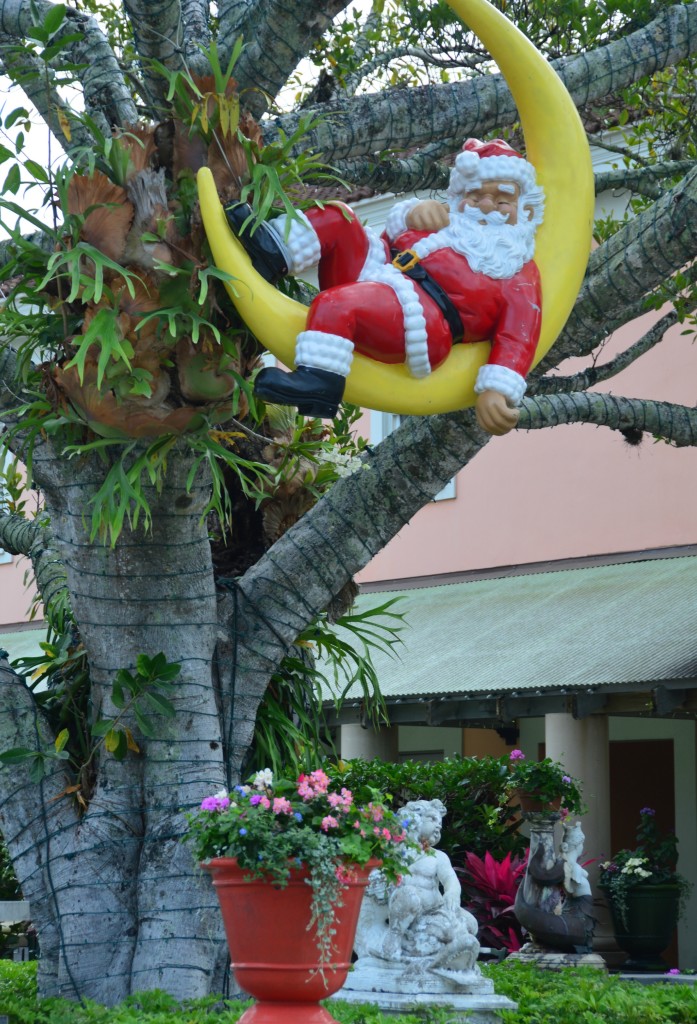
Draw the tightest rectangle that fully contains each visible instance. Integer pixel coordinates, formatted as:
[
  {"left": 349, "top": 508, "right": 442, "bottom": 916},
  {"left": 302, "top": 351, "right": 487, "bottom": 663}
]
[
  {"left": 222, "top": 0, "right": 353, "bottom": 117},
  {"left": 266, "top": 3, "right": 697, "bottom": 171},
  {"left": 519, "top": 391, "right": 697, "bottom": 445},
  {"left": 530, "top": 300, "right": 693, "bottom": 395},
  {"left": 595, "top": 160, "right": 696, "bottom": 199},
  {"left": 220, "top": 408, "right": 491, "bottom": 773},
  {"left": 544, "top": 162, "right": 697, "bottom": 368},
  {"left": 0, "top": 513, "right": 69, "bottom": 628},
  {"left": 0, "top": 0, "right": 137, "bottom": 135}
]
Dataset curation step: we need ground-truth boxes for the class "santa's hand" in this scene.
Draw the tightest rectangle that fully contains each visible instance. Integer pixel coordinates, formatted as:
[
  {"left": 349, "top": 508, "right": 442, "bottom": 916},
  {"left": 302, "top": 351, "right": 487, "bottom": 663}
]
[
  {"left": 475, "top": 390, "right": 520, "bottom": 436},
  {"left": 406, "top": 200, "right": 450, "bottom": 232}
]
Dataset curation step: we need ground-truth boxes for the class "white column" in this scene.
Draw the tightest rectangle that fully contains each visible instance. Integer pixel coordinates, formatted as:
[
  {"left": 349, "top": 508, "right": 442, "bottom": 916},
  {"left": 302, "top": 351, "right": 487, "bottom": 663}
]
[
  {"left": 545, "top": 712, "right": 616, "bottom": 953},
  {"left": 339, "top": 723, "right": 399, "bottom": 761}
]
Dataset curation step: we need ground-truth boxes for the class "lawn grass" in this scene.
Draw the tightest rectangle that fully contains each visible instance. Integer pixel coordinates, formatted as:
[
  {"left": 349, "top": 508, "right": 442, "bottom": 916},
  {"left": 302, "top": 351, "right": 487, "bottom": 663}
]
[{"left": 2, "top": 960, "right": 697, "bottom": 1024}]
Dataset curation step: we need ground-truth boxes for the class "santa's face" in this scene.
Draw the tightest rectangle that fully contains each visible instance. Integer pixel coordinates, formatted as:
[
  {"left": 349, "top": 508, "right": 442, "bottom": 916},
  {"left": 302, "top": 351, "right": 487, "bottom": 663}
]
[{"left": 457, "top": 179, "right": 522, "bottom": 225}]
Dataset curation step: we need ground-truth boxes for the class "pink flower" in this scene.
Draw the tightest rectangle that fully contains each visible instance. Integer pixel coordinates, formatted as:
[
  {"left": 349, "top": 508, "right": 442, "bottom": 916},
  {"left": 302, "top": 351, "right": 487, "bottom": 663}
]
[
  {"left": 510, "top": 749, "right": 525, "bottom": 761},
  {"left": 321, "top": 815, "right": 339, "bottom": 831},
  {"left": 327, "top": 792, "right": 344, "bottom": 808},
  {"left": 259, "top": 796, "right": 271, "bottom": 809},
  {"left": 309, "top": 769, "right": 330, "bottom": 794},
  {"left": 335, "top": 864, "right": 357, "bottom": 883},
  {"left": 367, "top": 803, "right": 384, "bottom": 822},
  {"left": 272, "top": 797, "right": 293, "bottom": 815},
  {"left": 297, "top": 778, "right": 314, "bottom": 801},
  {"left": 381, "top": 828, "right": 391, "bottom": 840},
  {"left": 340, "top": 788, "right": 353, "bottom": 808}
]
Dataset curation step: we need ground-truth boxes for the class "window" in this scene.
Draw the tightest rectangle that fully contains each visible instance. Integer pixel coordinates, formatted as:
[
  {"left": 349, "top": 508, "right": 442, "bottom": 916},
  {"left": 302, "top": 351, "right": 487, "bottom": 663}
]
[{"left": 369, "top": 412, "right": 456, "bottom": 501}]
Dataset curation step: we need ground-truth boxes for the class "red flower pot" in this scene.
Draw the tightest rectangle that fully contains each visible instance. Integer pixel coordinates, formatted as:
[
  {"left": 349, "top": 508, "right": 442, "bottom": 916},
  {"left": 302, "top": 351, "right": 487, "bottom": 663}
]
[
  {"left": 516, "top": 790, "right": 562, "bottom": 813},
  {"left": 204, "top": 857, "right": 375, "bottom": 1024}
]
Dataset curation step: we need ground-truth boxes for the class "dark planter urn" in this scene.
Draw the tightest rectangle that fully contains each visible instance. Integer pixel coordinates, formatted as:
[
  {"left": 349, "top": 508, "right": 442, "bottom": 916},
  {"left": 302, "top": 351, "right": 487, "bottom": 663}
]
[
  {"left": 516, "top": 790, "right": 562, "bottom": 814},
  {"left": 603, "top": 883, "right": 681, "bottom": 971},
  {"left": 204, "top": 857, "right": 375, "bottom": 1024}
]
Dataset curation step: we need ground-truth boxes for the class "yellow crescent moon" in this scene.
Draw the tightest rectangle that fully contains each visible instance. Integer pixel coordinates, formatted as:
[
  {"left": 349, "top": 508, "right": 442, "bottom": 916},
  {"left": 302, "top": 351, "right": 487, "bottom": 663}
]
[{"left": 197, "top": 0, "right": 593, "bottom": 415}]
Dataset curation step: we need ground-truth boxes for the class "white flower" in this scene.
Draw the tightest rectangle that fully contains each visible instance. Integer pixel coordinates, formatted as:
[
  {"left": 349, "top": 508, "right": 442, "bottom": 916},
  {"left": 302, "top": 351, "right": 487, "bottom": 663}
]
[
  {"left": 214, "top": 788, "right": 229, "bottom": 800},
  {"left": 253, "top": 768, "right": 274, "bottom": 790}
]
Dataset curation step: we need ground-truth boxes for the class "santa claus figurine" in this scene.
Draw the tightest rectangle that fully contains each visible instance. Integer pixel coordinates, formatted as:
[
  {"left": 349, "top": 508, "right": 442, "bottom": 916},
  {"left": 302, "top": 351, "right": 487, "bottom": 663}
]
[{"left": 227, "top": 138, "right": 545, "bottom": 435}]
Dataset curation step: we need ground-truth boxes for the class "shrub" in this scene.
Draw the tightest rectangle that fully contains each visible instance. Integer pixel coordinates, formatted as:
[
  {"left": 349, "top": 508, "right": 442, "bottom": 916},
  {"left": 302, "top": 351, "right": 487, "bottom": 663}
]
[
  {"left": 330, "top": 755, "right": 526, "bottom": 862},
  {"left": 456, "top": 850, "right": 528, "bottom": 950}
]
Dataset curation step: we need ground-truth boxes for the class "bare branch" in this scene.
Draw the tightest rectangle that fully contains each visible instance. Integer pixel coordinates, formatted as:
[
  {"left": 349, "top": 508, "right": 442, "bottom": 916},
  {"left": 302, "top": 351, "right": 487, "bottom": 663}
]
[{"left": 520, "top": 390, "right": 697, "bottom": 446}]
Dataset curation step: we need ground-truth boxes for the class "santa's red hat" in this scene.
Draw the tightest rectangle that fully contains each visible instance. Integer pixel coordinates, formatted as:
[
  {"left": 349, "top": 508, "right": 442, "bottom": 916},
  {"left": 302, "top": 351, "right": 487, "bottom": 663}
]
[{"left": 449, "top": 138, "right": 537, "bottom": 196}]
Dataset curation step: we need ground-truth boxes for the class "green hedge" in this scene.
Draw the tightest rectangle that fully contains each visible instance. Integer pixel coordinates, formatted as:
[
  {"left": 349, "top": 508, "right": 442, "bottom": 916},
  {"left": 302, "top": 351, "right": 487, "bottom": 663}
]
[
  {"left": 331, "top": 755, "right": 525, "bottom": 862},
  {"left": 3, "top": 962, "right": 697, "bottom": 1024}
]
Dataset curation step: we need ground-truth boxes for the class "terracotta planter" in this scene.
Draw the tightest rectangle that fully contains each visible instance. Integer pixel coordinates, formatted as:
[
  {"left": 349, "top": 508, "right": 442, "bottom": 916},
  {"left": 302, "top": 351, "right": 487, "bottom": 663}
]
[
  {"left": 602, "top": 883, "right": 681, "bottom": 971},
  {"left": 515, "top": 790, "right": 562, "bottom": 813},
  {"left": 204, "top": 857, "right": 376, "bottom": 1024}
]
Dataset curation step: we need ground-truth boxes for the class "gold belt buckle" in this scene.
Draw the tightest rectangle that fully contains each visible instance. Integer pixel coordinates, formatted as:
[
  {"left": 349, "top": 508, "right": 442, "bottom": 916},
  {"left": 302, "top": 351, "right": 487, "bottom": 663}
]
[{"left": 392, "top": 248, "right": 420, "bottom": 272}]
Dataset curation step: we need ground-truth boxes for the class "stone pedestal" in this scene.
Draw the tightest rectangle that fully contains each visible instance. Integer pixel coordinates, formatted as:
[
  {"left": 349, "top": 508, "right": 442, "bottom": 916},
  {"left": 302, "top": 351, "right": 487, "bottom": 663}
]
[
  {"left": 335, "top": 957, "right": 517, "bottom": 1023},
  {"left": 508, "top": 942, "right": 607, "bottom": 971}
]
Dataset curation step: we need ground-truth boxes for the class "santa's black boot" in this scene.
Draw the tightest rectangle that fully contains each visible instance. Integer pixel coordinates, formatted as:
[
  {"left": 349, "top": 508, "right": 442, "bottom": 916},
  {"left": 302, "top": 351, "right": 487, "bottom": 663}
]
[
  {"left": 254, "top": 365, "right": 346, "bottom": 418},
  {"left": 224, "top": 202, "right": 289, "bottom": 284}
]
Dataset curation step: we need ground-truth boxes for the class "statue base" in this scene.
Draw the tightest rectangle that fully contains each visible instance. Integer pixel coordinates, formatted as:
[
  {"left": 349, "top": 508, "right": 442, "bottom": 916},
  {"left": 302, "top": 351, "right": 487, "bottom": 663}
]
[
  {"left": 334, "top": 957, "right": 517, "bottom": 1024},
  {"left": 507, "top": 943, "right": 607, "bottom": 971}
]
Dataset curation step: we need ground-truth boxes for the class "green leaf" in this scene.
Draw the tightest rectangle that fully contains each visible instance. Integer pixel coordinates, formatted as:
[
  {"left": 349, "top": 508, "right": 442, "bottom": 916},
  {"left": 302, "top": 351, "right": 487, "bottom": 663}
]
[
  {"left": 91, "top": 718, "right": 115, "bottom": 738},
  {"left": 23, "top": 159, "right": 49, "bottom": 183},
  {"left": 134, "top": 706, "right": 156, "bottom": 738},
  {"left": 29, "top": 755, "right": 48, "bottom": 783},
  {"left": 144, "top": 691, "right": 176, "bottom": 717},
  {"left": 44, "top": 4, "right": 68, "bottom": 35},
  {"left": 55, "top": 728, "right": 69, "bottom": 753},
  {"left": 0, "top": 747, "right": 34, "bottom": 765},
  {"left": 3, "top": 163, "right": 21, "bottom": 195}
]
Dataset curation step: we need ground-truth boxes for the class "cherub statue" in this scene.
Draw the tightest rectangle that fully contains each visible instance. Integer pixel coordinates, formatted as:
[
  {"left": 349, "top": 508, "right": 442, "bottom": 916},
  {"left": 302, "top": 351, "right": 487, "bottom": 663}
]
[{"left": 353, "top": 798, "right": 482, "bottom": 989}]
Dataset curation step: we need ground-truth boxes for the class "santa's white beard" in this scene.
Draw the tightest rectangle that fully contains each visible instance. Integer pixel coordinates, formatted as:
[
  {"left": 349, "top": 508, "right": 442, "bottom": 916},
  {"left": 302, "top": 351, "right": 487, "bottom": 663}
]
[{"left": 440, "top": 205, "right": 538, "bottom": 279}]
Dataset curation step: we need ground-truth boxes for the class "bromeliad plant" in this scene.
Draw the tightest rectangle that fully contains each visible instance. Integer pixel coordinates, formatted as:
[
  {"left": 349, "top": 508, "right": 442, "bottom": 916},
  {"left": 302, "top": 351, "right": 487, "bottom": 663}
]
[
  {"left": 186, "top": 767, "right": 416, "bottom": 968},
  {"left": 599, "top": 807, "right": 691, "bottom": 928},
  {"left": 504, "top": 749, "right": 584, "bottom": 815}
]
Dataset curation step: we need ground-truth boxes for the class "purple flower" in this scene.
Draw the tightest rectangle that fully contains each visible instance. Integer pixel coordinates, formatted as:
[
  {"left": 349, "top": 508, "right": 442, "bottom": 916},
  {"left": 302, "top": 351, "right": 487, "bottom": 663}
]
[
  {"left": 249, "top": 794, "right": 263, "bottom": 806},
  {"left": 294, "top": 812, "right": 303, "bottom": 822},
  {"left": 509, "top": 749, "right": 525, "bottom": 761},
  {"left": 640, "top": 807, "right": 656, "bottom": 816},
  {"left": 200, "top": 793, "right": 230, "bottom": 812},
  {"left": 666, "top": 968, "right": 681, "bottom": 975},
  {"left": 562, "top": 775, "right": 571, "bottom": 784}
]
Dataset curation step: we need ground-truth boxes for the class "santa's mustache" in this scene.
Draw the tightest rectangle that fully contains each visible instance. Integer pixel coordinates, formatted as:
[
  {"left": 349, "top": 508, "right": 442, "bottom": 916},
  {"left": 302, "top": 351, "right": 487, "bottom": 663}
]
[{"left": 457, "top": 204, "right": 511, "bottom": 227}]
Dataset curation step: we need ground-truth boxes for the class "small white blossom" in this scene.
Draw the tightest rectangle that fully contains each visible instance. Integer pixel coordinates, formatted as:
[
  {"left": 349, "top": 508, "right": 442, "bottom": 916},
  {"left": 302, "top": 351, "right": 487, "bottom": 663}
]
[{"left": 253, "top": 768, "right": 274, "bottom": 790}]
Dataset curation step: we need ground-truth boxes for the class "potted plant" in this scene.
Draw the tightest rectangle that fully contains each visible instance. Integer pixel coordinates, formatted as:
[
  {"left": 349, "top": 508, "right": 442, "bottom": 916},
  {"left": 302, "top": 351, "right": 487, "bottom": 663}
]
[
  {"left": 186, "top": 767, "right": 414, "bottom": 1024},
  {"left": 599, "top": 808, "right": 691, "bottom": 970},
  {"left": 503, "top": 749, "right": 584, "bottom": 814}
]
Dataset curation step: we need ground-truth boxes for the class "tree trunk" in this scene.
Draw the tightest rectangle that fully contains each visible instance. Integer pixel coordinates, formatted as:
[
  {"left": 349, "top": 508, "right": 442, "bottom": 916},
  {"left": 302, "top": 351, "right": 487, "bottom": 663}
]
[{"left": 0, "top": 447, "right": 228, "bottom": 1002}]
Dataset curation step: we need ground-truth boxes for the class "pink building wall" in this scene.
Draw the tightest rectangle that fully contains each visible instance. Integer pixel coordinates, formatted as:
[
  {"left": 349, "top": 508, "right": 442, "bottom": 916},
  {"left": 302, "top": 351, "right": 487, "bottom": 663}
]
[{"left": 358, "top": 309, "right": 697, "bottom": 583}]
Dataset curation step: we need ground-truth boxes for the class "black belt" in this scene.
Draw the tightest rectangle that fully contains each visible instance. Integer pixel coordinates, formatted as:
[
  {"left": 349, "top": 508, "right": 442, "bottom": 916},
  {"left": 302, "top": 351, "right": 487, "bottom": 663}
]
[{"left": 391, "top": 248, "right": 463, "bottom": 344}]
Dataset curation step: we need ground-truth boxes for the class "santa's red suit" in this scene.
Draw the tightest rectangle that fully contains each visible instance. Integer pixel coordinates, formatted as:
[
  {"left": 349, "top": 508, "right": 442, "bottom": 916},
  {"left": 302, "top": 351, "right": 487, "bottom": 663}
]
[
  {"left": 252, "top": 138, "right": 545, "bottom": 414},
  {"left": 286, "top": 201, "right": 542, "bottom": 404}
]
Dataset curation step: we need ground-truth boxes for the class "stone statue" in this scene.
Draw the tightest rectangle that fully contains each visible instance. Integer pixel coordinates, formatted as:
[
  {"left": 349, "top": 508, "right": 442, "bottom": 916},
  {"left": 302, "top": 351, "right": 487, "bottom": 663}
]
[
  {"left": 512, "top": 813, "right": 599, "bottom": 963},
  {"left": 345, "top": 799, "right": 489, "bottom": 996}
]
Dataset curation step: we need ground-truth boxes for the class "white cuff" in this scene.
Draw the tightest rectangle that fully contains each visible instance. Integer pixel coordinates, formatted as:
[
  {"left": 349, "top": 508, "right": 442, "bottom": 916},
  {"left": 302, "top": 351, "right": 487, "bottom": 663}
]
[
  {"left": 269, "top": 212, "right": 320, "bottom": 275},
  {"left": 474, "top": 364, "right": 527, "bottom": 406},
  {"left": 384, "top": 198, "right": 422, "bottom": 242},
  {"left": 295, "top": 331, "right": 354, "bottom": 377}
]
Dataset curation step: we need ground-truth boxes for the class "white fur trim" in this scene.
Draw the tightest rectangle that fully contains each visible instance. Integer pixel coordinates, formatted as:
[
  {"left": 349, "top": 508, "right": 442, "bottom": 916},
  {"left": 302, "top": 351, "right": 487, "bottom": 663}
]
[
  {"left": 474, "top": 364, "right": 527, "bottom": 405},
  {"left": 358, "top": 239, "right": 430, "bottom": 379},
  {"left": 449, "top": 152, "right": 537, "bottom": 198},
  {"left": 269, "top": 212, "right": 320, "bottom": 275},
  {"left": 295, "top": 330, "right": 353, "bottom": 376},
  {"left": 383, "top": 198, "right": 422, "bottom": 242}
]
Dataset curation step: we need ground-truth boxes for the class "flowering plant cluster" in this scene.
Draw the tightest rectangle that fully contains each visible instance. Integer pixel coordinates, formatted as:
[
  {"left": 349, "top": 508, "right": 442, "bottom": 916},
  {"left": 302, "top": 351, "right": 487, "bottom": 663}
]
[
  {"left": 599, "top": 808, "right": 691, "bottom": 928},
  {"left": 186, "top": 767, "right": 415, "bottom": 968},
  {"left": 503, "top": 749, "right": 584, "bottom": 815}
]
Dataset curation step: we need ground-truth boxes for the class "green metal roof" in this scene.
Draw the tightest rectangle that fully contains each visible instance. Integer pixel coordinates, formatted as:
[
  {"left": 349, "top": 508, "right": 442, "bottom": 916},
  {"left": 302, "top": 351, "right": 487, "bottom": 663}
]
[{"left": 336, "top": 554, "right": 697, "bottom": 702}]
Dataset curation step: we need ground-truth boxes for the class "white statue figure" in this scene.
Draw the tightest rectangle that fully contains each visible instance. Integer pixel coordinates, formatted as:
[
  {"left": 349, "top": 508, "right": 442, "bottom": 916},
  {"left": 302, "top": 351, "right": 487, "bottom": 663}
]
[
  {"left": 561, "top": 819, "right": 592, "bottom": 898},
  {"left": 351, "top": 798, "right": 484, "bottom": 992}
]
